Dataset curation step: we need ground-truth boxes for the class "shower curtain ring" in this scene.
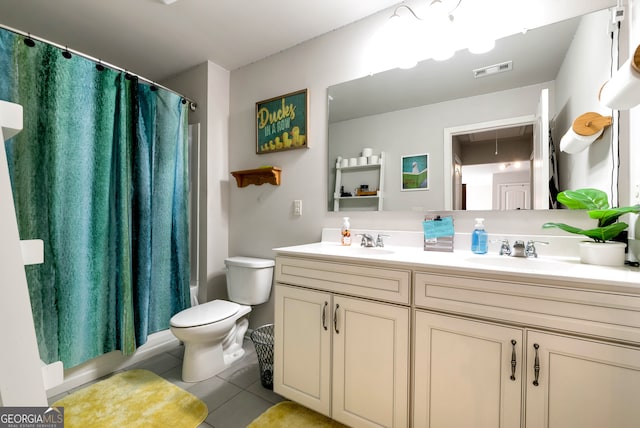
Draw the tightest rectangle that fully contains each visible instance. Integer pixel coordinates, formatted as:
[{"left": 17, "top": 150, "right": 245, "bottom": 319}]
[{"left": 24, "top": 33, "right": 36, "bottom": 47}]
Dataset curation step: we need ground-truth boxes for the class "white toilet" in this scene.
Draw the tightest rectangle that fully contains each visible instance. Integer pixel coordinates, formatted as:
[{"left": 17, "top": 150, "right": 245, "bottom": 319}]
[{"left": 170, "top": 256, "right": 274, "bottom": 382}]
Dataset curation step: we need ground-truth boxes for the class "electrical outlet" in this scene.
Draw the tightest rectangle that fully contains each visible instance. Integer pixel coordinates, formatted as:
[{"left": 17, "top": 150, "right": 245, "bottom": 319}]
[
  {"left": 612, "top": 5, "right": 625, "bottom": 24},
  {"left": 294, "top": 199, "right": 302, "bottom": 216},
  {"left": 608, "top": 5, "right": 625, "bottom": 32}
]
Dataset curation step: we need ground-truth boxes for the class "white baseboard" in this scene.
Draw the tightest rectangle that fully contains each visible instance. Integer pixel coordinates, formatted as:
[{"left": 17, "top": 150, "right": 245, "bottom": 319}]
[{"left": 46, "top": 329, "right": 180, "bottom": 398}]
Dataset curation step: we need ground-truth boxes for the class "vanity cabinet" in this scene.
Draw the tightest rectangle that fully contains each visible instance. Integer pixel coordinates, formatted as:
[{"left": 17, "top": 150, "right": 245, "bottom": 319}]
[
  {"left": 414, "top": 311, "right": 640, "bottom": 428},
  {"left": 525, "top": 330, "right": 640, "bottom": 428},
  {"left": 414, "top": 270, "right": 640, "bottom": 428},
  {"left": 273, "top": 245, "right": 640, "bottom": 428},
  {"left": 414, "top": 311, "right": 523, "bottom": 428},
  {"left": 274, "top": 256, "right": 410, "bottom": 428}
]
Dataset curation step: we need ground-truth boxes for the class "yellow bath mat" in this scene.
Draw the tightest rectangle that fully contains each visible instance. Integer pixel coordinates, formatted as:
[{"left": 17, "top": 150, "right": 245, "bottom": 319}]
[
  {"left": 53, "top": 369, "right": 207, "bottom": 428},
  {"left": 247, "top": 401, "right": 349, "bottom": 428}
]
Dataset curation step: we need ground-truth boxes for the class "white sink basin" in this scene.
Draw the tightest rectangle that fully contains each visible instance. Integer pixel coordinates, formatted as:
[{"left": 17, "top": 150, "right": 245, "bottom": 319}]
[{"left": 333, "top": 246, "right": 395, "bottom": 256}]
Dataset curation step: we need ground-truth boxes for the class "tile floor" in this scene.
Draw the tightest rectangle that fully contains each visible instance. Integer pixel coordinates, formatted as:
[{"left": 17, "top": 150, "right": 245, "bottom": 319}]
[{"left": 49, "top": 339, "right": 286, "bottom": 428}]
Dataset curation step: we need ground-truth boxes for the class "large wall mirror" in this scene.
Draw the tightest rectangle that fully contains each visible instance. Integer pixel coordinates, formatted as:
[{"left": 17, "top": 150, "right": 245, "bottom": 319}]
[{"left": 328, "top": 3, "right": 620, "bottom": 212}]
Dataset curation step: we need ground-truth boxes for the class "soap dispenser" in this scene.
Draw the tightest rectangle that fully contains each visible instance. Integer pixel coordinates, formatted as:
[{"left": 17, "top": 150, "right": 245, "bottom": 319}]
[
  {"left": 341, "top": 217, "right": 352, "bottom": 246},
  {"left": 471, "top": 218, "right": 488, "bottom": 254}
]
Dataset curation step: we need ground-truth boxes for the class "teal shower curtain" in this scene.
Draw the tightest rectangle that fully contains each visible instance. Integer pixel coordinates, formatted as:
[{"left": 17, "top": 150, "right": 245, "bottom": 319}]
[{"left": 0, "top": 29, "right": 190, "bottom": 368}]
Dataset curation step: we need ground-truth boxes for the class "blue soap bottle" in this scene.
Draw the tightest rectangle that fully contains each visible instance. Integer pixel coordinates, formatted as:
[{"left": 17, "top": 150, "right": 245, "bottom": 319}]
[{"left": 471, "top": 218, "right": 488, "bottom": 254}]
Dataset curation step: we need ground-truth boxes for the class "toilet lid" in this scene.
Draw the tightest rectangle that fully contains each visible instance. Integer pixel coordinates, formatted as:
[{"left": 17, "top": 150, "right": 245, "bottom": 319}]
[
  {"left": 224, "top": 256, "right": 274, "bottom": 268},
  {"left": 170, "top": 300, "right": 240, "bottom": 328}
]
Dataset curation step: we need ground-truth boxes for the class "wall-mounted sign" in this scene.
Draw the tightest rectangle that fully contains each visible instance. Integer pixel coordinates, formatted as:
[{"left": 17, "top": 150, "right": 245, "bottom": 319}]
[{"left": 256, "top": 89, "right": 308, "bottom": 154}]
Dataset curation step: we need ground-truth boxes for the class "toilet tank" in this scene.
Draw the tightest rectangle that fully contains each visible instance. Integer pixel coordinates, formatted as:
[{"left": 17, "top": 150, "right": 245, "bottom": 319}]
[{"left": 224, "top": 256, "right": 275, "bottom": 305}]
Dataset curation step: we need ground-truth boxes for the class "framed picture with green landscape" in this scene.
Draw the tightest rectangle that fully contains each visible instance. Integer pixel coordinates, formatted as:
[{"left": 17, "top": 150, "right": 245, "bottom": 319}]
[
  {"left": 255, "top": 89, "right": 308, "bottom": 154},
  {"left": 401, "top": 153, "right": 429, "bottom": 191}
]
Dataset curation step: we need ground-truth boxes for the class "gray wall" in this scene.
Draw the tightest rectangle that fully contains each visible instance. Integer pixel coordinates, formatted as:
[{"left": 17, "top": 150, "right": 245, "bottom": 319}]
[
  {"left": 553, "top": 9, "right": 615, "bottom": 199},
  {"left": 227, "top": 0, "right": 633, "bottom": 328}
]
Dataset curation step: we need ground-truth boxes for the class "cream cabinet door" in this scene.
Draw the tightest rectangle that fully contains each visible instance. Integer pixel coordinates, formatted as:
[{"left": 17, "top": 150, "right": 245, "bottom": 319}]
[
  {"left": 414, "top": 311, "right": 523, "bottom": 428},
  {"left": 332, "top": 295, "right": 409, "bottom": 428},
  {"left": 525, "top": 330, "right": 640, "bottom": 428},
  {"left": 274, "top": 285, "right": 332, "bottom": 416}
]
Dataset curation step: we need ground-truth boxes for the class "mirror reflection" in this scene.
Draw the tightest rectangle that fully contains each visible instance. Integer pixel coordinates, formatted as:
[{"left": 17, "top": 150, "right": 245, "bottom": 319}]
[
  {"left": 454, "top": 124, "right": 533, "bottom": 210},
  {"left": 328, "top": 7, "right": 617, "bottom": 212}
]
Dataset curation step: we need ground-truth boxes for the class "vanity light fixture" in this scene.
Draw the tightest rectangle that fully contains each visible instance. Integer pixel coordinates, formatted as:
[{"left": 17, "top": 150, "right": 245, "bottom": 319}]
[
  {"left": 498, "top": 162, "right": 521, "bottom": 171},
  {"left": 368, "top": 0, "right": 497, "bottom": 72}
]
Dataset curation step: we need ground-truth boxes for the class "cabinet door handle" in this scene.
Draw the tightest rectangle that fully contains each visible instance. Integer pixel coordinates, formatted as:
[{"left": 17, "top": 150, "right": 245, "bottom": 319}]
[
  {"left": 532, "top": 343, "right": 540, "bottom": 386},
  {"left": 334, "top": 303, "right": 340, "bottom": 334},
  {"left": 322, "top": 301, "right": 328, "bottom": 330},
  {"left": 510, "top": 339, "right": 517, "bottom": 381}
]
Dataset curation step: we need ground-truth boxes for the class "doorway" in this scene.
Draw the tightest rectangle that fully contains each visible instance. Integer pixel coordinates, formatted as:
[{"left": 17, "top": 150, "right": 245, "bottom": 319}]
[{"left": 444, "top": 115, "right": 536, "bottom": 210}]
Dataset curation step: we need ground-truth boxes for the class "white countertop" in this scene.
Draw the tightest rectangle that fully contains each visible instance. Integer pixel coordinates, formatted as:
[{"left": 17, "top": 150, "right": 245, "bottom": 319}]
[{"left": 274, "top": 240, "right": 640, "bottom": 294}]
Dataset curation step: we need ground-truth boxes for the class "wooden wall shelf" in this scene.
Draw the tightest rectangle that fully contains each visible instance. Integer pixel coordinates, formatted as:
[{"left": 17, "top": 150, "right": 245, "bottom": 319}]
[{"left": 231, "top": 167, "right": 282, "bottom": 188}]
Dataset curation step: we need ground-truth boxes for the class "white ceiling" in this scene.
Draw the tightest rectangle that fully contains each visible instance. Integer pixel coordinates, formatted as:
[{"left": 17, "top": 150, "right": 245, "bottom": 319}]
[{"left": 0, "top": 0, "right": 403, "bottom": 81}]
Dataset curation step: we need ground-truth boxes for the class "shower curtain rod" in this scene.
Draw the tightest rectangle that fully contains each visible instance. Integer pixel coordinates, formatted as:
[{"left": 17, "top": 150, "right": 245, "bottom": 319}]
[{"left": 0, "top": 23, "right": 198, "bottom": 111}]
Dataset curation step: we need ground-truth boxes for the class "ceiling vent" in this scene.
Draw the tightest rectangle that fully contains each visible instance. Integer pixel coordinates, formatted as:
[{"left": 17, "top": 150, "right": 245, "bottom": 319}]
[{"left": 473, "top": 61, "right": 513, "bottom": 78}]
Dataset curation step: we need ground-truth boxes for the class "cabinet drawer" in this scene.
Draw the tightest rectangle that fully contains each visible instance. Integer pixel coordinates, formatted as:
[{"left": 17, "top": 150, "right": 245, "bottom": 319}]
[
  {"left": 414, "top": 272, "right": 640, "bottom": 344},
  {"left": 276, "top": 256, "right": 410, "bottom": 305}
]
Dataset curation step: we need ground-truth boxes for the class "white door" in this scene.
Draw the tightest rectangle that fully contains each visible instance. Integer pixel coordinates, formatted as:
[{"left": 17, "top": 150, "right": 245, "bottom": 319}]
[
  {"left": 498, "top": 182, "right": 531, "bottom": 210},
  {"left": 526, "top": 330, "right": 640, "bottom": 428},
  {"left": 532, "top": 88, "right": 549, "bottom": 209},
  {"left": 453, "top": 156, "right": 463, "bottom": 210},
  {"left": 414, "top": 311, "right": 523, "bottom": 428},
  {"left": 274, "top": 285, "right": 332, "bottom": 416},
  {"left": 332, "top": 295, "right": 409, "bottom": 428}
]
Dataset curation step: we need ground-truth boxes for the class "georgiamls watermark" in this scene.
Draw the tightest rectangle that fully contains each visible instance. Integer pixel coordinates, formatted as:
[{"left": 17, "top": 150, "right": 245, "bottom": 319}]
[{"left": 0, "top": 407, "right": 64, "bottom": 428}]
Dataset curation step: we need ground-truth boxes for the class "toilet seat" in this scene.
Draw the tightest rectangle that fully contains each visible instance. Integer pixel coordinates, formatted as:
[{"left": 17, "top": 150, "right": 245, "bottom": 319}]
[{"left": 170, "top": 299, "right": 240, "bottom": 328}]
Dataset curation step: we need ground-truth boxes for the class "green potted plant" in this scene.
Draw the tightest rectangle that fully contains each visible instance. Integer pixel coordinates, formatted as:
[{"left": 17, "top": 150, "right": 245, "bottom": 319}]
[{"left": 543, "top": 188, "right": 640, "bottom": 266}]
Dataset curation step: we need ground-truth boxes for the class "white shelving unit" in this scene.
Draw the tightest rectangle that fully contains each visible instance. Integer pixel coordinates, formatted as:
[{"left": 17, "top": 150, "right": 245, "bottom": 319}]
[
  {"left": 333, "top": 152, "right": 384, "bottom": 211},
  {"left": 0, "top": 100, "right": 49, "bottom": 405}
]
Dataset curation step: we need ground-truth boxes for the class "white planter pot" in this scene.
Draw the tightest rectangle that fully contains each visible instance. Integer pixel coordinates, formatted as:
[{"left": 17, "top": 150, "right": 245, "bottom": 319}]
[{"left": 578, "top": 241, "right": 627, "bottom": 266}]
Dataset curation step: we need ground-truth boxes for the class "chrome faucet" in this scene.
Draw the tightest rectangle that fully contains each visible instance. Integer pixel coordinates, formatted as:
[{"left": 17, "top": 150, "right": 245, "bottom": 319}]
[
  {"left": 511, "top": 240, "right": 526, "bottom": 257},
  {"left": 359, "top": 234, "right": 375, "bottom": 247},
  {"left": 376, "top": 234, "right": 390, "bottom": 248},
  {"left": 359, "top": 233, "right": 389, "bottom": 248},
  {"left": 525, "top": 240, "right": 548, "bottom": 258},
  {"left": 498, "top": 239, "right": 549, "bottom": 257},
  {"left": 498, "top": 239, "right": 511, "bottom": 256}
]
